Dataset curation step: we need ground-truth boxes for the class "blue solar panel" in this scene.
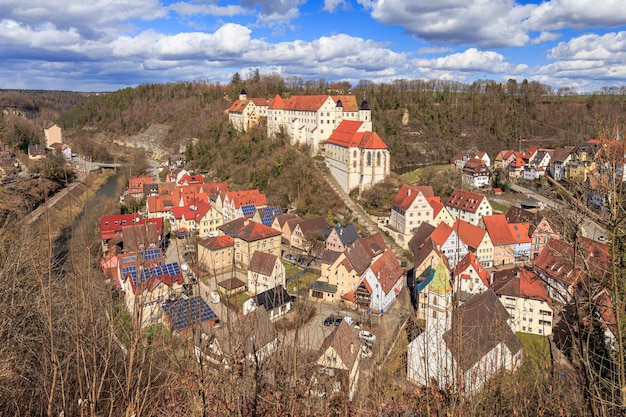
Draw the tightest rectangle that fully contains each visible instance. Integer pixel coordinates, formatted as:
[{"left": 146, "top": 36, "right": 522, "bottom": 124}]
[
  {"left": 162, "top": 296, "right": 218, "bottom": 331},
  {"left": 260, "top": 206, "right": 281, "bottom": 226},
  {"left": 141, "top": 248, "right": 162, "bottom": 261},
  {"left": 241, "top": 204, "right": 256, "bottom": 217},
  {"left": 122, "top": 265, "right": 138, "bottom": 284}
]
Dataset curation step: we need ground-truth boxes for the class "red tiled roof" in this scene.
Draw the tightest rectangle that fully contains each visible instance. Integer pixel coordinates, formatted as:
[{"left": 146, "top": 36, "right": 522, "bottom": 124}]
[
  {"left": 326, "top": 120, "right": 387, "bottom": 150},
  {"left": 453, "top": 219, "right": 486, "bottom": 250},
  {"left": 445, "top": 189, "right": 486, "bottom": 214},
  {"left": 270, "top": 95, "right": 358, "bottom": 112},
  {"left": 225, "top": 189, "right": 267, "bottom": 209},
  {"left": 100, "top": 213, "right": 142, "bottom": 240},
  {"left": 392, "top": 184, "right": 435, "bottom": 211},
  {"left": 269, "top": 94, "right": 285, "bottom": 109},
  {"left": 482, "top": 214, "right": 530, "bottom": 245},
  {"left": 427, "top": 196, "right": 444, "bottom": 217},
  {"left": 177, "top": 174, "right": 205, "bottom": 186},
  {"left": 220, "top": 218, "right": 281, "bottom": 242},
  {"left": 453, "top": 252, "right": 489, "bottom": 287},
  {"left": 342, "top": 290, "right": 357, "bottom": 302},
  {"left": 171, "top": 201, "right": 211, "bottom": 223},
  {"left": 198, "top": 234, "right": 234, "bottom": 250},
  {"left": 492, "top": 267, "right": 551, "bottom": 306},
  {"left": 128, "top": 175, "right": 153, "bottom": 194},
  {"left": 370, "top": 249, "right": 404, "bottom": 294},
  {"left": 430, "top": 222, "right": 453, "bottom": 247},
  {"left": 534, "top": 237, "right": 610, "bottom": 285}
]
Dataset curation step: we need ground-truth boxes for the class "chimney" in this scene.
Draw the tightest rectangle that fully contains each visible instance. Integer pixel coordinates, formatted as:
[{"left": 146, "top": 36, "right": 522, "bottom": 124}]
[
  {"left": 407, "top": 188, "right": 411, "bottom": 196},
  {"left": 490, "top": 271, "right": 495, "bottom": 285},
  {"left": 350, "top": 343, "right": 354, "bottom": 354}
]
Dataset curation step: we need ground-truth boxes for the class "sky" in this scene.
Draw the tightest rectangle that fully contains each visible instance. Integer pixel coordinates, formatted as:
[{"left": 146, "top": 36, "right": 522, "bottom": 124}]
[{"left": 1, "top": 0, "right": 625, "bottom": 93}]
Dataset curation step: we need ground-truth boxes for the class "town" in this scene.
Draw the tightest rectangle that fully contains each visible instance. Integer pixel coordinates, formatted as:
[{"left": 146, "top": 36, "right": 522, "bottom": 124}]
[{"left": 66, "top": 88, "right": 620, "bottom": 405}]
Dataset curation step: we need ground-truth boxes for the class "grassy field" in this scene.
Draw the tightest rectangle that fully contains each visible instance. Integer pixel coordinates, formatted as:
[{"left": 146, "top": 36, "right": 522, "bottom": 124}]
[
  {"left": 489, "top": 199, "right": 509, "bottom": 213},
  {"left": 401, "top": 164, "right": 451, "bottom": 183}
]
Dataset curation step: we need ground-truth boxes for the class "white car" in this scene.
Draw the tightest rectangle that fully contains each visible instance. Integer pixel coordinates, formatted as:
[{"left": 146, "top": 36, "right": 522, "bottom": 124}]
[{"left": 358, "top": 330, "right": 376, "bottom": 343}]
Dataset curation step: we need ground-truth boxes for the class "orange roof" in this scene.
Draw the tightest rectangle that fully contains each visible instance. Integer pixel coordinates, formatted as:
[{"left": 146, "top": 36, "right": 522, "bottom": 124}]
[
  {"left": 453, "top": 252, "right": 489, "bottom": 287},
  {"left": 146, "top": 195, "right": 175, "bottom": 213},
  {"left": 453, "top": 219, "right": 486, "bottom": 250},
  {"left": 199, "top": 234, "right": 234, "bottom": 250},
  {"left": 342, "top": 290, "right": 357, "bottom": 302},
  {"left": 269, "top": 94, "right": 286, "bottom": 109},
  {"left": 427, "top": 196, "right": 444, "bottom": 217},
  {"left": 268, "top": 94, "right": 359, "bottom": 112},
  {"left": 483, "top": 214, "right": 530, "bottom": 245},
  {"left": 228, "top": 99, "right": 248, "bottom": 113},
  {"left": 326, "top": 120, "right": 387, "bottom": 150},
  {"left": 225, "top": 189, "right": 267, "bottom": 209},
  {"left": 392, "top": 184, "right": 435, "bottom": 211},
  {"left": 430, "top": 222, "right": 453, "bottom": 247}
]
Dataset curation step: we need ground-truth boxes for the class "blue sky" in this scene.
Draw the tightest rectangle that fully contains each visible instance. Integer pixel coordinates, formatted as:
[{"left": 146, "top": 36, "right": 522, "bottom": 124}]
[{"left": 1, "top": 0, "right": 625, "bottom": 93}]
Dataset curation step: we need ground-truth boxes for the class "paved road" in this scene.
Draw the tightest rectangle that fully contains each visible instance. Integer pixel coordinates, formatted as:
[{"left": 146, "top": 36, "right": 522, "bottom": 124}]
[{"left": 510, "top": 182, "right": 607, "bottom": 240}]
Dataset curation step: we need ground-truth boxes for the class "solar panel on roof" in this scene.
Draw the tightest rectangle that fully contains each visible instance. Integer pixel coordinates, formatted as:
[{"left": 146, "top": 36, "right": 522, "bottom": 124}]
[
  {"left": 241, "top": 204, "right": 256, "bottom": 217},
  {"left": 162, "top": 296, "right": 218, "bottom": 332},
  {"left": 141, "top": 248, "right": 162, "bottom": 261},
  {"left": 124, "top": 256, "right": 137, "bottom": 264}
]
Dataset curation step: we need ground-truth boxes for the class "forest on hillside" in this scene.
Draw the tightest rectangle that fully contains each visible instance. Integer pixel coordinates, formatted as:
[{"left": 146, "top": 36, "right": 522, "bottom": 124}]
[
  {"left": 2, "top": 76, "right": 626, "bottom": 168},
  {"left": 3, "top": 76, "right": 625, "bottom": 220}
]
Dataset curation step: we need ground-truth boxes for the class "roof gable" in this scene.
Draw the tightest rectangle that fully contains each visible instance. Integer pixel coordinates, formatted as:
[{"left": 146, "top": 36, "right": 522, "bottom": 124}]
[
  {"left": 445, "top": 189, "right": 487, "bottom": 214},
  {"left": 392, "top": 184, "right": 434, "bottom": 211},
  {"left": 317, "top": 320, "right": 360, "bottom": 371},
  {"left": 443, "top": 290, "right": 522, "bottom": 372},
  {"left": 370, "top": 249, "right": 404, "bottom": 293},
  {"left": 249, "top": 251, "right": 279, "bottom": 276}
]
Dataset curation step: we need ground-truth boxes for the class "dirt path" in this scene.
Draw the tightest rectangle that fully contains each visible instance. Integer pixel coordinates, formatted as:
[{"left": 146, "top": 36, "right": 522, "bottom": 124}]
[{"left": 320, "top": 169, "right": 408, "bottom": 264}]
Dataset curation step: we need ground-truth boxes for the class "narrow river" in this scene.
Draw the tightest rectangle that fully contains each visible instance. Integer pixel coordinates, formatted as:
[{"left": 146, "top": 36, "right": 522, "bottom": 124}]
[{"left": 53, "top": 170, "right": 125, "bottom": 267}]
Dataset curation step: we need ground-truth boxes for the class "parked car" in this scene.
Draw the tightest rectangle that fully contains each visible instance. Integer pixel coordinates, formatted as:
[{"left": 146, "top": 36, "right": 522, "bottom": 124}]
[
  {"left": 323, "top": 316, "right": 334, "bottom": 326},
  {"left": 598, "top": 235, "right": 606, "bottom": 242},
  {"left": 334, "top": 317, "right": 343, "bottom": 326},
  {"left": 359, "top": 330, "right": 376, "bottom": 343},
  {"left": 353, "top": 321, "right": 362, "bottom": 330}
]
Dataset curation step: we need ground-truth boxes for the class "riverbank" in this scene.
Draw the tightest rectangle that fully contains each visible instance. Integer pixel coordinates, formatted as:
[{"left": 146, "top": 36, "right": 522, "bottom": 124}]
[{"left": 31, "top": 169, "right": 120, "bottom": 241}]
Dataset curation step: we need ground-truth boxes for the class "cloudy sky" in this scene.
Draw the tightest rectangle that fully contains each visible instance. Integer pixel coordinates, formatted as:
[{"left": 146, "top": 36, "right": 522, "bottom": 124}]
[{"left": 1, "top": 0, "right": 625, "bottom": 93}]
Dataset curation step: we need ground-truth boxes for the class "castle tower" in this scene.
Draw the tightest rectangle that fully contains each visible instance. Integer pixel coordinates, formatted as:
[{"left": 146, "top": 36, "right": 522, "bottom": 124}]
[
  {"left": 359, "top": 99, "right": 372, "bottom": 131},
  {"left": 335, "top": 98, "right": 344, "bottom": 123}
]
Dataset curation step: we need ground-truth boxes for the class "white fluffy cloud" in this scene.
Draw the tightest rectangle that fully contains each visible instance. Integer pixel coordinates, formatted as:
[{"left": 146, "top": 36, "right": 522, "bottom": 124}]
[
  {"left": 0, "top": 0, "right": 166, "bottom": 37},
  {"left": 358, "top": 0, "right": 533, "bottom": 48},
  {"left": 169, "top": 2, "right": 249, "bottom": 17},
  {"left": 110, "top": 23, "right": 252, "bottom": 59},
  {"left": 323, "top": 0, "right": 350, "bottom": 13},
  {"left": 413, "top": 48, "right": 526, "bottom": 74},
  {"left": 548, "top": 32, "right": 626, "bottom": 63},
  {"left": 359, "top": 0, "right": 626, "bottom": 49},
  {"left": 525, "top": 0, "right": 626, "bottom": 32}
]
